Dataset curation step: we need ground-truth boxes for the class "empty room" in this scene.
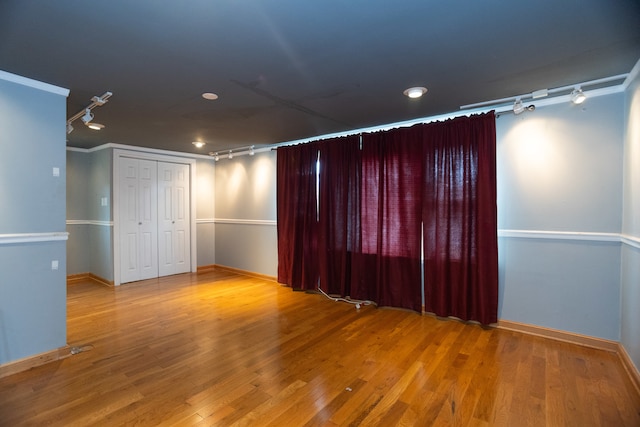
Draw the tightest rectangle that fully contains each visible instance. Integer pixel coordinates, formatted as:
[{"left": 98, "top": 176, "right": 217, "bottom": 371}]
[{"left": 1, "top": 1, "right": 639, "bottom": 425}]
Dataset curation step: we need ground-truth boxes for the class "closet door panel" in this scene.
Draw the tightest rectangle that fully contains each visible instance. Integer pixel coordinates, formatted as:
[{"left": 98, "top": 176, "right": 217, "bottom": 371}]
[
  {"left": 172, "top": 164, "right": 190, "bottom": 273},
  {"left": 157, "top": 162, "right": 191, "bottom": 277},
  {"left": 119, "top": 158, "right": 158, "bottom": 283}
]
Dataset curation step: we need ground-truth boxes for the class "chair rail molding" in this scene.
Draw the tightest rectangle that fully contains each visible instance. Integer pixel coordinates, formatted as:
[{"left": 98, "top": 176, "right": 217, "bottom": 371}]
[{"left": 0, "top": 232, "right": 69, "bottom": 245}]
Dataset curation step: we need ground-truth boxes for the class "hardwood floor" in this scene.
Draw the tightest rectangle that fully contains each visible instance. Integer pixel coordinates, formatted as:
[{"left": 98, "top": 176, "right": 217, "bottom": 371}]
[{"left": 1, "top": 270, "right": 638, "bottom": 426}]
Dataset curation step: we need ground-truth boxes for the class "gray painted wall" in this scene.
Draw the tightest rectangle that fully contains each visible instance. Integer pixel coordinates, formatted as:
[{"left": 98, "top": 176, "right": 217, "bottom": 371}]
[
  {"left": 88, "top": 149, "right": 113, "bottom": 281},
  {"left": 0, "top": 80, "right": 67, "bottom": 232},
  {"left": 66, "top": 149, "right": 114, "bottom": 279},
  {"left": 66, "top": 224, "right": 90, "bottom": 275},
  {"left": 0, "top": 242, "right": 67, "bottom": 363},
  {"left": 621, "top": 67, "right": 640, "bottom": 371},
  {"left": 67, "top": 150, "right": 90, "bottom": 274},
  {"left": 497, "top": 96, "right": 623, "bottom": 233},
  {"left": 0, "top": 75, "right": 67, "bottom": 364},
  {"left": 496, "top": 93, "right": 625, "bottom": 340},
  {"left": 214, "top": 151, "right": 277, "bottom": 277},
  {"left": 196, "top": 159, "right": 216, "bottom": 267},
  {"left": 67, "top": 151, "right": 90, "bottom": 220},
  {"left": 214, "top": 151, "right": 277, "bottom": 220}
]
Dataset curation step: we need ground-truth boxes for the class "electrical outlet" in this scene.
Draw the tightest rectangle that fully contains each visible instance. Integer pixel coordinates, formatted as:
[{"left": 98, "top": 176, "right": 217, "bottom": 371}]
[
  {"left": 101, "top": 197, "right": 108, "bottom": 206},
  {"left": 53, "top": 167, "right": 60, "bottom": 177},
  {"left": 51, "top": 260, "right": 59, "bottom": 270}
]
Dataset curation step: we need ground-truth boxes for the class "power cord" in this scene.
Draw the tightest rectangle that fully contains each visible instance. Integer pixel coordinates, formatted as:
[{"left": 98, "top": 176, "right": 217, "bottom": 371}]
[{"left": 317, "top": 287, "right": 374, "bottom": 310}]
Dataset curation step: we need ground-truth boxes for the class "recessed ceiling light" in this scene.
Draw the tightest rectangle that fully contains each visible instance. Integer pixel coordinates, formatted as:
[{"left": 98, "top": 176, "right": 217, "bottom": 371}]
[
  {"left": 403, "top": 86, "right": 427, "bottom": 99},
  {"left": 192, "top": 141, "right": 206, "bottom": 148},
  {"left": 202, "top": 92, "right": 219, "bottom": 100},
  {"left": 87, "top": 123, "right": 104, "bottom": 130}
]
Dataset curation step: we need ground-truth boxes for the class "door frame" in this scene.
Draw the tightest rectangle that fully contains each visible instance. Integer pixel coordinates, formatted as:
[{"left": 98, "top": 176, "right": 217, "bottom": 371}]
[{"left": 113, "top": 149, "right": 197, "bottom": 286}]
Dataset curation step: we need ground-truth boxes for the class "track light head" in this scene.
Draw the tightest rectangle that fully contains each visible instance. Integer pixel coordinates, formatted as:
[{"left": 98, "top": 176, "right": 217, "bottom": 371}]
[
  {"left": 228, "top": 150, "right": 233, "bottom": 160},
  {"left": 513, "top": 98, "right": 525, "bottom": 115},
  {"left": 570, "top": 87, "right": 586, "bottom": 105},
  {"left": 91, "top": 93, "right": 111, "bottom": 106},
  {"left": 81, "top": 108, "right": 94, "bottom": 124},
  {"left": 249, "top": 145, "right": 255, "bottom": 156},
  {"left": 66, "top": 122, "right": 74, "bottom": 134}
]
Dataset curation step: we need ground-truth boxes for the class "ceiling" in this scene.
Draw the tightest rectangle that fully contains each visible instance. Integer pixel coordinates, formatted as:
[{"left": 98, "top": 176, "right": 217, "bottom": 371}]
[{"left": 1, "top": 1, "right": 639, "bottom": 155}]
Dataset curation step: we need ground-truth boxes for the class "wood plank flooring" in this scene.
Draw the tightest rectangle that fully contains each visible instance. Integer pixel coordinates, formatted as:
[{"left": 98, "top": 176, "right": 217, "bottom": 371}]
[{"left": 0, "top": 270, "right": 638, "bottom": 426}]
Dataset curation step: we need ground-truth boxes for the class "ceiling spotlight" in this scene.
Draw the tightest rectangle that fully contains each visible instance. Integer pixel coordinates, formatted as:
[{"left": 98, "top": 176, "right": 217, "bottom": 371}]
[
  {"left": 192, "top": 141, "right": 205, "bottom": 148},
  {"left": 215, "top": 153, "right": 219, "bottom": 161},
  {"left": 249, "top": 145, "right": 255, "bottom": 156},
  {"left": 570, "top": 87, "right": 586, "bottom": 104},
  {"left": 228, "top": 150, "right": 233, "bottom": 159},
  {"left": 80, "top": 108, "right": 94, "bottom": 124},
  {"left": 87, "top": 123, "right": 104, "bottom": 130},
  {"left": 513, "top": 98, "right": 525, "bottom": 115},
  {"left": 66, "top": 123, "right": 74, "bottom": 134},
  {"left": 403, "top": 86, "right": 428, "bottom": 99},
  {"left": 202, "top": 92, "right": 219, "bottom": 100}
]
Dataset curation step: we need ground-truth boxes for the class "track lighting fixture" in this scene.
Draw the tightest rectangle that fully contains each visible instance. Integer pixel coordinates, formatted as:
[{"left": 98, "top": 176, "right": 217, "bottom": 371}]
[
  {"left": 192, "top": 141, "right": 205, "bottom": 148},
  {"left": 207, "top": 145, "right": 260, "bottom": 160},
  {"left": 570, "top": 87, "right": 586, "bottom": 105},
  {"left": 459, "top": 74, "right": 627, "bottom": 114},
  {"left": 66, "top": 91, "right": 112, "bottom": 134}
]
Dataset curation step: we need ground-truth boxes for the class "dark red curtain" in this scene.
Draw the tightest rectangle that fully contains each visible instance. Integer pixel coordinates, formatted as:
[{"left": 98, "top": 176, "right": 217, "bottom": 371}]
[
  {"left": 422, "top": 112, "right": 498, "bottom": 324},
  {"left": 355, "top": 127, "right": 423, "bottom": 311},
  {"left": 276, "top": 112, "right": 498, "bottom": 323},
  {"left": 317, "top": 135, "right": 362, "bottom": 297},
  {"left": 276, "top": 142, "right": 319, "bottom": 290}
]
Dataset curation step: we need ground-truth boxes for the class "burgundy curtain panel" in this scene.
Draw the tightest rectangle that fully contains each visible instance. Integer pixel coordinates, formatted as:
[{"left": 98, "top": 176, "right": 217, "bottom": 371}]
[
  {"left": 356, "top": 128, "right": 424, "bottom": 311},
  {"left": 317, "top": 136, "right": 362, "bottom": 297},
  {"left": 276, "top": 142, "right": 320, "bottom": 290},
  {"left": 422, "top": 112, "right": 498, "bottom": 324}
]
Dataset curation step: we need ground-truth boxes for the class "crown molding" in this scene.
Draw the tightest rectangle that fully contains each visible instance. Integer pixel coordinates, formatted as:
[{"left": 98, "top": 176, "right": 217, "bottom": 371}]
[{"left": 0, "top": 70, "right": 69, "bottom": 97}]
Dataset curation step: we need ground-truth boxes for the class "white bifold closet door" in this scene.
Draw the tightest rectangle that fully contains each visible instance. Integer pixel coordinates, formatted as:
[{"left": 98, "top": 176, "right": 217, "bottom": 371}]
[
  {"left": 119, "top": 158, "right": 191, "bottom": 284},
  {"left": 120, "top": 158, "right": 159, "bottom": 283},
  {"left": 157, "top": 162, "right": 190, "bottom": 277}
]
